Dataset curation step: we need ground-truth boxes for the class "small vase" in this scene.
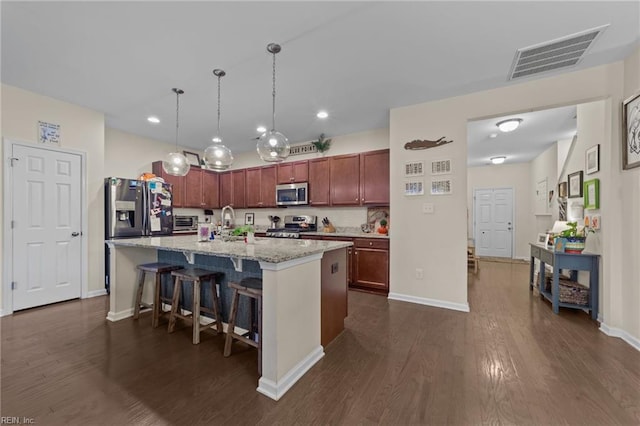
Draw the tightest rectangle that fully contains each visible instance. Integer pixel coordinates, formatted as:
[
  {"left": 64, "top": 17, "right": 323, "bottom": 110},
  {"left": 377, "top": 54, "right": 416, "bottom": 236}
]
[{"left": 565, "top": 236, "right": 585, "bottom": 253}]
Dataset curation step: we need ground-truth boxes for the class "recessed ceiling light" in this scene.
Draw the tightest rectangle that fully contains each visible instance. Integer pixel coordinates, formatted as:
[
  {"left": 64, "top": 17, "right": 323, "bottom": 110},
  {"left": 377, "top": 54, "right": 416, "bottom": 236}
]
[
  {"left": 147, "top": 116, "right": 160, "bottom": 124},
  {"left": 489, "top": 133, "right": 498, "bottom": 139},
  {"left": 316, "top": 111, "right": 329, "bottom": 119},
  {"left": 490, "top": 156, "right": 506, "bottom": 165},
  {"left": 256, "top": 126, "right": 267, "bottom": 133},
  {"left": 496, "top": 118, "right": 522, "bottom": 132}
]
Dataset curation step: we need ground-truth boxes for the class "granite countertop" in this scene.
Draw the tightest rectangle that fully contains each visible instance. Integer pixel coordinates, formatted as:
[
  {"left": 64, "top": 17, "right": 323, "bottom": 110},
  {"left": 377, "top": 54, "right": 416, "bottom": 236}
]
[{"left": 107, "top": 235, "right": 352, "bottom": 264}]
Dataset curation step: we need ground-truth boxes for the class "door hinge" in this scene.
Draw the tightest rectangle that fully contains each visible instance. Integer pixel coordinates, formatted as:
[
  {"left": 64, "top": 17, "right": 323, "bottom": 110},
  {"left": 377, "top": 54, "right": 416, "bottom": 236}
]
[
  {"left": 11, "top": 220, "right": 15, "bottom": 229},
  {"left": 9, "top": 157, "right": 19, "bottom": 167},
  {"left": 11, "top": 282, "right": 16, "bottom": 290}
]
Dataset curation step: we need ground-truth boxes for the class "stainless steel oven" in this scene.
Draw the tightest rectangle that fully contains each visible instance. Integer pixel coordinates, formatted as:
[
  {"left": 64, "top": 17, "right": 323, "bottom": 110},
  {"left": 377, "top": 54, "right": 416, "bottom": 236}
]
[{"left": 276, "top": 182, "right": 308, "bottom": 206}]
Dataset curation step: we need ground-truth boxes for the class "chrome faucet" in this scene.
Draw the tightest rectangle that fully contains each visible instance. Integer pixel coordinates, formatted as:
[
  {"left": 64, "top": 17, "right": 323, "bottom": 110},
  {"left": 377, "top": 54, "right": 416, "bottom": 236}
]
[{"left": 221, "top": 205, "right": 235, "bottom": 229}]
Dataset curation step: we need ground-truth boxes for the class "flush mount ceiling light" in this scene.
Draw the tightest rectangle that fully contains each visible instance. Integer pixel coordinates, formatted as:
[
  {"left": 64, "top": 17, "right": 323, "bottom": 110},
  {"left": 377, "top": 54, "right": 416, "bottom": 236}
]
[
  {"left": 496, "top": 118, "right": 523, "bottom": 132},
  {"left": 490, "top": 156, "right": 507, "bottom": 165},
  {"left": 489, "top": 133, "right": 498, "bottom": 139},
  {"left": 257, "top": 43, "right": 290, "bottom": 162},
  {"left": 147, "top": 116, "right": 160, "bottom": 124},
  {"left": 203, "top": 69, "right": 234, "bottom": 172},
  {"left": 316, "top": 111, "right": 329, "bottom": 119},
  {"left": 161, "top": 88, "right": 190, "bottom": 177},
  {"left": 256, "top": 126, "right": 267, "bottom": 133}
]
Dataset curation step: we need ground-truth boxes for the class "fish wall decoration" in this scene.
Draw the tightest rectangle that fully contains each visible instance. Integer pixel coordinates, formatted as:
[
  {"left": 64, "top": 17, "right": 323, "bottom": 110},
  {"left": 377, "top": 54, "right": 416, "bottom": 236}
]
[{"left": 404, "top": 136, "right": 453, "bottom": 150}]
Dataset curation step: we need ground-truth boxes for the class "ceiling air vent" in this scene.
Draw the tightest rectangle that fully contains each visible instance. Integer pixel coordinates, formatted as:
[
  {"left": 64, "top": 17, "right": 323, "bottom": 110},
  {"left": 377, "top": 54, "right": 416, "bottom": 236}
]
[{"left": 508, "top": 24, "right": 609, "bottom": 80}]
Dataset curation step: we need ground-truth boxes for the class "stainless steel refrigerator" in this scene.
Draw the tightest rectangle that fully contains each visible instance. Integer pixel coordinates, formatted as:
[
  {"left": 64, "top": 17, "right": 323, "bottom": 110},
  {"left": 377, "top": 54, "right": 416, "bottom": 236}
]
[{"left": 104, "top": 177, "right": 174, "bottom": 291}]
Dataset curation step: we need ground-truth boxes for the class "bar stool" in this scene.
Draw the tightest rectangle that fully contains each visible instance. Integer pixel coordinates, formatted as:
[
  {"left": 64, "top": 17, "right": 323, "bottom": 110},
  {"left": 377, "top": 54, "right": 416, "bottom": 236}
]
[
  {"left": 167, "top": 268, "right": 224, "bottom": 344},
  {"left": 224, "top": 277, "right": 263, "bottom": 374},
  {"left": 133, "top": 262, "right": 182, "bottom": 328}
]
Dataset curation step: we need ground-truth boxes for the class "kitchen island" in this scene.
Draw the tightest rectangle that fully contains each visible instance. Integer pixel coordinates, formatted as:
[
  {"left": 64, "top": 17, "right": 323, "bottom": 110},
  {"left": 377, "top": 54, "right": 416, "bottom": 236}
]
[{"left": 105, "top": 235, "right": 351, "bottom": 401}]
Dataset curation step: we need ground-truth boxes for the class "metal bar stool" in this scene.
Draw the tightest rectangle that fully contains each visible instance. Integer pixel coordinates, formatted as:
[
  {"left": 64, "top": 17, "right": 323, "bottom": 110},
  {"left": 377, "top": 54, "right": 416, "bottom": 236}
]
[
  {"left": 167, "top": 268, "right": 224, "bottom": 344},
  {"left": 133, "top": 262, "right": 183, "bottom": 328},
  {"left": 224, "top": 277, "right": 263, "bottom": 374}
]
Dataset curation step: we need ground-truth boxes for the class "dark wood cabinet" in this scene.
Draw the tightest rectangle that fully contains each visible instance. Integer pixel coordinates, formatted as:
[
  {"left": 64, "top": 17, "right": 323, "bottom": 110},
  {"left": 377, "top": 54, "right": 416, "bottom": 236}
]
[
  {"left": 202, "top": 169, "right": 220, "bottom": 208},
  {"left": 231, "top": 169, "right": 246, "bottom": 208},
  {"left": 352, "top": 238, "right": 389, "bottom": 293},
  {"left": 330, "top": 154, "right": 360, "bottom": 206},
  {"left": 308, "top": 158, "right": 330, "bottom": 206},
  {"left": 360, "top": 149, "right": 389, "bottom": 205},
  {"left": 183, "top": 167, "right": 203, "bottom": 208},
  {"left": 219, "top": 171, "right": 232, "bottom": 207},
  {"left": 246, "top": 165, "right": 276, "bottom": 208},
  {"left": 277, "top": 160, "right": 308, "bottom": 184},
  {"left": 152, "top": 161, "right": 184, "bottom": 207}
]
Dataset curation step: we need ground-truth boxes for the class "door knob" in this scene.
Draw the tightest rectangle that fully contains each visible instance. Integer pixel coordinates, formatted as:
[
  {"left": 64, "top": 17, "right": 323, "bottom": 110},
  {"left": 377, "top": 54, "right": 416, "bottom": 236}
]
[{"left": 71, "top": 232, "right": 81, "bottom": 237}]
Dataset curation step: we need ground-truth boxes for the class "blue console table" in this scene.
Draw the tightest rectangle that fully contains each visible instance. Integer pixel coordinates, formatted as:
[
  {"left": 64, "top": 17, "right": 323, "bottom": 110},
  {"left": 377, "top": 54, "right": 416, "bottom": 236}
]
[{"left": 529, "top": 243, "right": 599, "bottom": 320}]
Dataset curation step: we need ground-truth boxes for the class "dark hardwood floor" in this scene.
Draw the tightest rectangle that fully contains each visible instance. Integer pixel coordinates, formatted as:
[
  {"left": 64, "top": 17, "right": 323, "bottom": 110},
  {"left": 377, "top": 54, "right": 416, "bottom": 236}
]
[{"left": 2, "top": 260, "right": 639, "bottom": 425}]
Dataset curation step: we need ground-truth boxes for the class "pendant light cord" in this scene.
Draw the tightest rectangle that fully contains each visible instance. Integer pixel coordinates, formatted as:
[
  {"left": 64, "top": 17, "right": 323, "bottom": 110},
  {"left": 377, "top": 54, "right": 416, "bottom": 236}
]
[
  {"left": 217, "top": 74, "right": 221, "bottom": 140},
  {"left": 272, "top": 51, "right": 276, "bottom": 131},
  {"left": 172, "top": 88, "right": 184, "bottom": 151}
]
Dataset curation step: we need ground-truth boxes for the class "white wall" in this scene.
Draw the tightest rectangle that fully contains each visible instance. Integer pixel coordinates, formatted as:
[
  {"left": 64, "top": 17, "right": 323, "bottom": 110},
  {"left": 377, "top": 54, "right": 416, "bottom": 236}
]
[
  {"left": 1, "top": 84, "right": 106, "bottom": 308},
  {"left": 390, "top": 60, "right": 628, "bottom": 330},
  {"left": 467, "top": 163, "right": 531, "bottom": 259},
  {"left": 530, "top": 144, "right": 558, "bottom": 237}
]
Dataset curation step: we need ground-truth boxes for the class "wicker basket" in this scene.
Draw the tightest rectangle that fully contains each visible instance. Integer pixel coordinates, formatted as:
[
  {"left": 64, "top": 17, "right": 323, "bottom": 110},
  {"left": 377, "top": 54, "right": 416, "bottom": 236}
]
[{"left": 558, "top": 280, "right": 589, "bottom": 305}]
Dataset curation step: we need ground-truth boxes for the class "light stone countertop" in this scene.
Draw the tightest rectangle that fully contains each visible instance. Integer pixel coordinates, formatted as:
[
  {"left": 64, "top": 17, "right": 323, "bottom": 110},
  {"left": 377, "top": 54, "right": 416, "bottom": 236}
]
[{"left": 107, "top": 235, "right": 352, "bottom": 264}]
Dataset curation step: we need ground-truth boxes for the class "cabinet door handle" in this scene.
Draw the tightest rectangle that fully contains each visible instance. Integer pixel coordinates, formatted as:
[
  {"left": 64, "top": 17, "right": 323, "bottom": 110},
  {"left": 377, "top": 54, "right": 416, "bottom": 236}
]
[
  {"left": 355, "top": 198, "right": 359, "bottom": 201},
  {"left": 355, "top": 251, "right": 358, "bottom": 255},
  {"left": 369, "top": 242, "right": 373, "bottom": 246}
]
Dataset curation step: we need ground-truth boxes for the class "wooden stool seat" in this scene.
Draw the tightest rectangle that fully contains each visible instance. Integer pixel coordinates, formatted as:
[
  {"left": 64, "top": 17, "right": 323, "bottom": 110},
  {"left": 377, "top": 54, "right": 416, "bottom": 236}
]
[
  {"left": 224, "top": 278, "right": 263, "bottom": 374},
  {"left": 168, "top": 268, "right": 224, "bottom": 344},
  {"left": 133, "top": 262, "right": 182, "bottom": 328}
]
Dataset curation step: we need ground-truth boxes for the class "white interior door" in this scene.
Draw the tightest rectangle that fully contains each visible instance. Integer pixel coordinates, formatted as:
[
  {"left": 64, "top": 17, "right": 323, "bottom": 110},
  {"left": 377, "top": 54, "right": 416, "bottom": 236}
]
[
  {"left": 474, "top": 188, "right": 513, "bottom": 258},
  {"left": 11, "top": 144, "right": 82, "bottom": 310}
]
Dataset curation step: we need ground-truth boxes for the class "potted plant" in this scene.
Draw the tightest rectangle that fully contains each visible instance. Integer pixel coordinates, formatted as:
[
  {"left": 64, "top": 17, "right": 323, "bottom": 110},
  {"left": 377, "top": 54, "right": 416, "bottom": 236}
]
[
  {"left": 377, "top": 219, "right": 388, "bottom": 235},
  {"left": 311, "top": 134, "right": 332, "bottom": 155},
  {"left": 558, "top": 221, "right": 592, "bottom": 253}
]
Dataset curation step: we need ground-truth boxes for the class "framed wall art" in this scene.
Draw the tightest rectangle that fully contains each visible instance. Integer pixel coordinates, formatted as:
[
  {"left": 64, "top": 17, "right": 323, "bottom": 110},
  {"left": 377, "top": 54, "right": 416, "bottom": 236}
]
[
  {"left": 558, "top": 181, "right": 568, "bottom": 199},
  {"left": 622, "top": 92, "right": 640, "bottom": 170},
  {"left": 567, "top": 171, "right": 583, "bottom": 198},
  {"left": 244, "top": 212, "right": 255, "bottom": 225},
  {"left": 585, "top": 144, "right": 600, "bottom": 174},
  {"left": 183, "top": 151, "right": 201, "bottom": 166},
  {"left": 583, "top": 178, "right": 600, "bottom": 210},
  {"left": 404, "top": 180, "right": 424, "bottom": 196}
]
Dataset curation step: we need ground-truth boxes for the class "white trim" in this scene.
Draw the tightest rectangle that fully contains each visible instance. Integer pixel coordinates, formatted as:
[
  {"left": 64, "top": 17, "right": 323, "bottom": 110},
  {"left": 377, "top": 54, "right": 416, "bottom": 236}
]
[
  {"left": 2, "top": 139, "right": 88, "bottom": 315},
  {"left": 600, "top": 323, "right": 640, "bottom": 352},
  {"left": 106, "top": 308, "right": 134, "bottom": 322},
  {"left": 259, "top": 253, "right": 323, "bottom": 271},
  {"left": 257, "top": 345, "right": 324, "bottom": 401},
  {"left": 0, "top": 309, "right": 6, "bottom": 317},
  {"left": 85, "top": 289, "right": 107, "bottom": 298},
  {"left": 388, "top": 292, "right": 470, "bottom": 313}
]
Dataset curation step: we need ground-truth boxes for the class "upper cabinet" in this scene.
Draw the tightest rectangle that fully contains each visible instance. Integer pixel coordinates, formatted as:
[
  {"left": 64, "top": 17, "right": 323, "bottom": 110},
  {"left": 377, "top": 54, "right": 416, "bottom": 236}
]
[
  {"left": 308, "top": 158, "right": 330, "bottom": 206},
  {"left": 360, "top": 149, "right": 389, "bottom": 205},
  {"left": 183, "top": 167, "right": 203, "bottom": 208},
  {"left": 220, "top": 169, "right": 246, "bottom": 208},
  {"left": 202, "top": 169, "right": 220, "bottom": 209},
  {"left": 330, "top": 154, "right": 361, "bottom": 206},
  {"left": 246, "top": 165, "right": 276, "bottom": 208},
  {"left": 277, "top": 160, "right": 309, "bottom": 184},
  {"left": 152, "top": 161, "right": 184, "bottom": 207}
]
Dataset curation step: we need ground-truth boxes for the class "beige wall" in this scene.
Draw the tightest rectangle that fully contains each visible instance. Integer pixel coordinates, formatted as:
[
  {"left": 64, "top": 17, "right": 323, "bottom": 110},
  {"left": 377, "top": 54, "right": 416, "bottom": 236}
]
[
  {"left": 530, "top": 144, "right": 558, "bottom": 237},
  {"left": 1, "top": 84, "right": 106, "bottom": 311},
  {"left": 467, "top": 163, "right": 531, "bottom": 259},
  {"left": 390, "top": 61, "right": 629, "bottom": 331}
]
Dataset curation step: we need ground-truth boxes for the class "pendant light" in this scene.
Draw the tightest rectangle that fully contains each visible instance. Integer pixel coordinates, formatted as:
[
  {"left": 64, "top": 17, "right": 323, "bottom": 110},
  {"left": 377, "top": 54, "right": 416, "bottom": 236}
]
[
  {"left": 257, "top": 43, "right": 290, "bottom": 162},
  {"left": 162, "top": 88, "right": 191, "bottom": 176},
  {"left": 203, "top": 69, "right": 234, "bottom": 171}
]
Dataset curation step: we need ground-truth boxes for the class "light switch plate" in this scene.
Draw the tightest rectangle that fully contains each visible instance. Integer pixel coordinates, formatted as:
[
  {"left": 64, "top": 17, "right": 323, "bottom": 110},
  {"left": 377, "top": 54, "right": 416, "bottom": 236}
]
[{"left": 423, "top": 203, "right": 434, "bottom": 214}]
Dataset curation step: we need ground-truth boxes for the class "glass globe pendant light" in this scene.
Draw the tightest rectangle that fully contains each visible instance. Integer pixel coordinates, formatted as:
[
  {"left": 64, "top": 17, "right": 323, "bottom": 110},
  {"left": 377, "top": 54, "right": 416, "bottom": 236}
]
[
  {"left": 203, "top": 69, "right": 233, "bottom": 171},
  {"left": 162, "top": 88, "right": 191, "bottom": 176},
  {"left": 257, "top": 43, "right": 290, "bottom": 162}
]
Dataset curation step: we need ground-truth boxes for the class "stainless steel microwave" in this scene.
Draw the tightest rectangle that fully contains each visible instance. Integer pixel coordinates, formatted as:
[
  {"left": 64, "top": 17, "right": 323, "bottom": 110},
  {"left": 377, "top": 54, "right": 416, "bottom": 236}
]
[{"left": 276, "top": 182, "right": 308, "bottom": 206}]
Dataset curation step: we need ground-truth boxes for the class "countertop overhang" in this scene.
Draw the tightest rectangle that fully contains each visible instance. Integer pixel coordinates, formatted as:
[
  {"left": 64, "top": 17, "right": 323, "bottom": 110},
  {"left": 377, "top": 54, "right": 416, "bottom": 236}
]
[{"left": 106, "top": 235, "right": 352, "bottom": 264}]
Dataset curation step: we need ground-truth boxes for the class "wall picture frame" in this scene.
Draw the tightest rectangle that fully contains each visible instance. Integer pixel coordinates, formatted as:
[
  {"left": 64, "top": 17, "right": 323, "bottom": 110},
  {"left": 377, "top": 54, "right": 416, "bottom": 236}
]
[
  {"left": 536, "top": 233, "right": 547, "bottom": 245},
  {"left": 558, "top": 181, "right": 568, "bottom": 199},
  {"left": 622, "top": 91, "right": 640, "bottom": 170},
  {"left": 244, "top": 212, "right": 255, "bottom": 226},
  {"left": 183, "top": 151, "right": 201, "bottom": 167},
  {"left": 583, "top": 178, "right": 600, "bottom": 210},
  {"left": 585, "top": 144, "right": 600, "bottom": 174},
  {"left": 567, "top": 170, "right": 583, "bottom": 198}
]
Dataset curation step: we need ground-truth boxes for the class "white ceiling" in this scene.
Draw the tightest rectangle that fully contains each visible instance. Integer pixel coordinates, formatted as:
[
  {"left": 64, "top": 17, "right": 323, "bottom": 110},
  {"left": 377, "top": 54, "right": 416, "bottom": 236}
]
[{"left": 2, "top": 2, "right": 639, "bottom": 161}]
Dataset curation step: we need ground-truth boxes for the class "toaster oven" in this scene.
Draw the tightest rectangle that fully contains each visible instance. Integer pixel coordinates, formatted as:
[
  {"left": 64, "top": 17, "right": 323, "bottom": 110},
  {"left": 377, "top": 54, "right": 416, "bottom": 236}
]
[{"left": 173, "top": 215, "right": 199, "bottom": 233}]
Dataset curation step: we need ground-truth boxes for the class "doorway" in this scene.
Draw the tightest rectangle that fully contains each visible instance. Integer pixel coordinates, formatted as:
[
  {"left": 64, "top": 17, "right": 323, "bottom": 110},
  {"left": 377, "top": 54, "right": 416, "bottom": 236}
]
[
  {"left": 3, "top": 140, "right": 86, "bottom": 312},
  {"left": 474, "top": 187, "right": 514, "bottom": 258}
]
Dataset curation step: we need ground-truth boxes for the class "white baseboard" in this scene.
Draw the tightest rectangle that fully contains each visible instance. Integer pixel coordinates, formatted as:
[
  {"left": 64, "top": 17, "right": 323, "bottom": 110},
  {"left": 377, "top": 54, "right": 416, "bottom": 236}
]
[
  {"left": 599, "top": 323, "right": 640, "bottom": 352},
  {"left": 85, "top": 289, "right": 107, "bottom": 298},
  {"left": 257, "top": 345, "right": 324, "bottom": 401},
  {"left": 106, "top": 308, "right": 134, "bottom": 322},
  {"left": 0, "top": 309, "right": 6, "bottom": 317},
  {"left": 388, "top": 292, "right": 470, "bottom": 313}
]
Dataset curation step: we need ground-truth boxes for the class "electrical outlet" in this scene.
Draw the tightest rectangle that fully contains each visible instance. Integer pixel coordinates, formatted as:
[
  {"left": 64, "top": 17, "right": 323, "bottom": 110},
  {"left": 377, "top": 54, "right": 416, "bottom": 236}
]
[
  {"left": 423, "top": 203, "right": 434, "bottom": 214},
  {"left": 415, "top": 268, "right": 424, "bottom": 279}
]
